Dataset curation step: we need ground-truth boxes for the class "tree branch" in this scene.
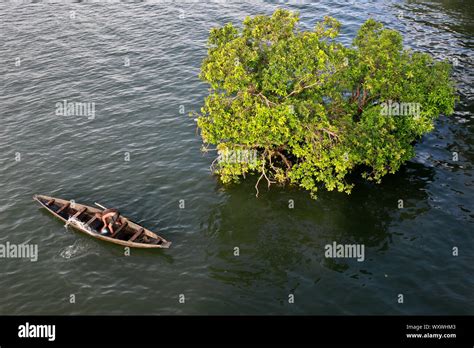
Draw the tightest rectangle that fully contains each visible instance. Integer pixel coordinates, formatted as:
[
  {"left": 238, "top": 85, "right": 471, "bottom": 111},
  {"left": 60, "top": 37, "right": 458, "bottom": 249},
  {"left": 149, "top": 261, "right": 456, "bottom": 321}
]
[
  {"left": 255, "top": 152, "right": 275, "bottom": 197},
  {"left": 255, "top": 172, "right": 264, "bottom": 197},
  {"left": 257, "top": 92, "right": 277, "bottom": 107},
  {"left": 210, "top": 155, "right": 220, "bottom": 172},
  {"left": 274, "top": 150, "right": 292, "bottom": 170},
  {"left": 321, "top": 128, "right": 339, "bottom": 139},
  {"left": 285, "top": 80, "right": 321, "bottom": 99}
]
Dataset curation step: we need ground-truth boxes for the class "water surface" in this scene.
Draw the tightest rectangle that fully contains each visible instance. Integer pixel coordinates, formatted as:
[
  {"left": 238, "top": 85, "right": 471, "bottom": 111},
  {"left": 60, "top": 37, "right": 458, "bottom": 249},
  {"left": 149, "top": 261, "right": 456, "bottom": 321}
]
[{"left": 0, "top": 0, "right": 472, "bottom": 315}]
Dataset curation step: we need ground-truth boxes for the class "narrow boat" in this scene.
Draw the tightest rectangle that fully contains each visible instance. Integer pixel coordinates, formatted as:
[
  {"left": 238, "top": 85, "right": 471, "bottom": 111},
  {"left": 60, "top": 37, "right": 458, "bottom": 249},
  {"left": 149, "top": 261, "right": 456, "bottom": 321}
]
[{"left": 33, "top": 194, "right": 171, "bottom": 249}]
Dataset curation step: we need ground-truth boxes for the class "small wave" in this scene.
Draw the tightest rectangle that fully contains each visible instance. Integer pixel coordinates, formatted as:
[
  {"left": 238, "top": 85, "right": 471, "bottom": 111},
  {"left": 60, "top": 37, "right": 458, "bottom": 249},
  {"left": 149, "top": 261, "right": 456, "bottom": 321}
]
[{"left": 59, "top": 240, "right": 92, "bottom": 260}]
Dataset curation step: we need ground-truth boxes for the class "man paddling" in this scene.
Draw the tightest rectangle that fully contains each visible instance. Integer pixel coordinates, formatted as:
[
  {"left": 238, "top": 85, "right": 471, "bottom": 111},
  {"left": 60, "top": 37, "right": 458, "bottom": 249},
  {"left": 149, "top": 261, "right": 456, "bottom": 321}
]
[{"left": 96, "top": 208, "right": 122, "bottom": 236}]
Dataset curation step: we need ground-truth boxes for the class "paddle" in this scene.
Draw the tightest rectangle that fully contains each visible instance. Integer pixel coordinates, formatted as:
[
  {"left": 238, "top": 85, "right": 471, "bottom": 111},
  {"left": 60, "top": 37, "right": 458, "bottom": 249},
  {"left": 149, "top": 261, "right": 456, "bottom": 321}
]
[{"left": 94, "top": 202, "right": 108, "bottom": 210}]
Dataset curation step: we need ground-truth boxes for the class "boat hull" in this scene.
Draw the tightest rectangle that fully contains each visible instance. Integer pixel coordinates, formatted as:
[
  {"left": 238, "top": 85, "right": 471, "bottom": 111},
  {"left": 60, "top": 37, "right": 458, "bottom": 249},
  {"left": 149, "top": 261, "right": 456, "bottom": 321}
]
[{"left": 33, "top": 195, "right": 171, "bottom": 249}]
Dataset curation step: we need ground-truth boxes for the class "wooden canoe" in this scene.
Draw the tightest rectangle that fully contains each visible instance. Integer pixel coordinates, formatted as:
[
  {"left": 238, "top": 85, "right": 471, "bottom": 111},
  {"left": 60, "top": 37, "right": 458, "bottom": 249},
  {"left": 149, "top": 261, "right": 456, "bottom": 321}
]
[{"left": 33, "top": 194, "right": 171, "bottom": 249}]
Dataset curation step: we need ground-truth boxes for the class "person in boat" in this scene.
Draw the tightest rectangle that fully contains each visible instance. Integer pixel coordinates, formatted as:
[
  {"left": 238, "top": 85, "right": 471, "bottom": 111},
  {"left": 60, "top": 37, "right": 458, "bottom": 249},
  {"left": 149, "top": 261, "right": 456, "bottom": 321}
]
[{"left": 96, "top": 208, "right": 122, "bottom": 236}]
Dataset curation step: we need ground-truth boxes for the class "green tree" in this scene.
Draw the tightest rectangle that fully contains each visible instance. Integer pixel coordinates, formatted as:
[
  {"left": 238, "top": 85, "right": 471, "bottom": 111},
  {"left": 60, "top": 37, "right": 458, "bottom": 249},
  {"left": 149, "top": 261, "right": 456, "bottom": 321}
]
[{"left": 196, "top": 9, "right": 457, "bottom": 198}]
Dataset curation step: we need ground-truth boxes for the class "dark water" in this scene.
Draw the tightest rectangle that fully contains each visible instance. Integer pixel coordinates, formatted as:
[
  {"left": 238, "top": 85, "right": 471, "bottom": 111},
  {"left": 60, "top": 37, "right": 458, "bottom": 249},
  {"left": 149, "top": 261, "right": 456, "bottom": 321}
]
[{"left": 0, "top": 0, "right": 472, "bottom": 315}]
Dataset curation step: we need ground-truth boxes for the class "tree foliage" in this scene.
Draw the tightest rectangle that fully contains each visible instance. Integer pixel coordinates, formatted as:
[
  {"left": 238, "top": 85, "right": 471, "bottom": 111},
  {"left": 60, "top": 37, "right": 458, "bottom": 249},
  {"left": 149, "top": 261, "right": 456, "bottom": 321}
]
[{"left": 196, "top": 9, "right": 457, "bottom": 198}]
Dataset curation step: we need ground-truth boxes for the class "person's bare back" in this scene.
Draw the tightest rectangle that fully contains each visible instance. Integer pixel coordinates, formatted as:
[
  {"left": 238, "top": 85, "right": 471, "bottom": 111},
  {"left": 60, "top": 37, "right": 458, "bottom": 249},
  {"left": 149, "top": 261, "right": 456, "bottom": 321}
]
[{"left": 96, "top": 208, "right": 121, "bottom": 235}]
